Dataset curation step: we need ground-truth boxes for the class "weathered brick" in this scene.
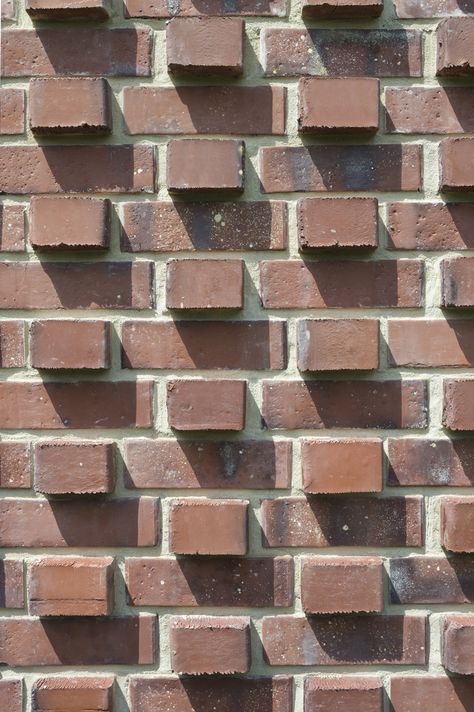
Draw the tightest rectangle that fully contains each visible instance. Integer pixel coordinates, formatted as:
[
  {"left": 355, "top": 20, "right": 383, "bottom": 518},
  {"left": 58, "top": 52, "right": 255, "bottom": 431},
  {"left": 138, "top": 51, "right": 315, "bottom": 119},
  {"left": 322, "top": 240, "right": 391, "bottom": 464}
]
[
  {"left": 0, "top": 559, "right": 24, "bottom": 608},
  {"left": 126, "top": 556, "right": 293, "bottom": 607},
  {"left": 0, "top": 321, "right": 25, "bottom": 367},
  {"left": 386, "top": 87, "right": 474, "bottom": 134},
  {"left": 441, "top": 496, "right": 474, "bottom": 552},
  {"left": 167, "top": 17, "right": 244, "bottom": 77},
  {"left": 395, "top": 0, "right": 474, "bottom": 16},
  {"left": 297, "top": 318, "right": 379, "bottom": 371},
  {"left": 34, "top": 440, "right": 115, "bottom": 494},
  {"left": 437, "top": 18, "right": 474, "bottom": 75},
  {"left": 170, "top": 616, "right": 250, "bottom": 674},
  {"left": 166, "top": 259, "right": 243, "bottom": 310},
  {"left": 0, "top": 442, "right": 31, "bottom": 489},
  {"left": 261, "top": 496, "right": 423, "bottom": 548},
  {"left": 440, "top": 138, "right": 474, "bottom": 191},
  {"left": 0, "top": 88, "right": 24, "bottom": 134},
  {"left": 32, "top": 677, "right": 114, "bottom": 712},
  {"left": 167, "top": 379, "right": 246, "bottom": 431},
  {"left": 299, "top": 78, "right": 379, "bottom": 133},
  {"left": 298, "top": 198, "right": 378, "bottom": 250},
  {"left": 125, "top": 0, "right": 286, "bottom": 15},
  {"left": 390, "top": 556, "right": 474, "bottom": 604},
  {"left": 0, "top": 680, "right": 22, "bottom": 712},
  {"left": 388, "top": 438, "right": 474, "bottom": 487},
  {"left": 169, "top": 498, "right": 248, "bottom": 555},
  {"left": 0, "top": 498, "right": 159, "bottom": 547},
  {"left": 387, "top": 203, "right": 474, "bottom": 250},
  {"left": 167, "top": 139, "right": 244, "bottom": 194},
  {"left": 301, "top": 438, "right": 383, "bottom": 494},
  {"left": 305, "top": 677, "right": 383, "bottom": 712},
  {"left": 443, "top": 379, "right": 474, "bottom": 430},
  {"left": 0, "top": 204, "right": 25, "bottom": 252},
  {"left": 29, "top": 196, "right": 111, "bottom": 250},
  {"left": 390, "top": 676, "right": 474, "bottom": 711},
  {"left": 31, "top": 320, "right": 110, "bottom": 370},
  {"left": 442, "top": 615, "right": 474, "bottom": 674},
  {"left": 123, "top": 439, "right": 291, "bottom": 489}
]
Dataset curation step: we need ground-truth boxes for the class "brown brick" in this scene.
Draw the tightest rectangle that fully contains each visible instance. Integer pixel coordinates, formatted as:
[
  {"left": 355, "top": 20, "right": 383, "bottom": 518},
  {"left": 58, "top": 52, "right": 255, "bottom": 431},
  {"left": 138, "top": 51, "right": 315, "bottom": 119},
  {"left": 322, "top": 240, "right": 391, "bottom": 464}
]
[
  {"left": 262, "top": 28, "right": 422, "bottom": 77},
  {"left": 123, "top": 439, "right": 291, "bottom": 489},
  {"left": 0, "top": 321, "right": 24, "bottom": 367},
  {"left": 167, "top": 139, "right": 244, "bottom": 194},
  {"left": 301, "top": 556, "right": 384, "bottom": 614},
  {"left": 262, "top": 614, "right": 426, "bottom": 666},
  {"left": 0, "top": 262, "right": 152, "bottom": 309},
  {"left": 442, "top": 615, "right": 474, "bottom": 674},
  {"left": 121, "top": 200, "right": 287, "bottom": 252},
  {"left": 169, "top": 498, "right": 248, "bottom": 555},
  {"left": 297, "top": 318, "right": 379, "bottom": 371},
  {"left": 0, "top": 559, "right": 24, "bottom": 608},
  {"left": 386, "top": 87, "right": 474, "bottom": 134},
  {"left": 126, "top": 556, "right": 293, "bottom": 607},
  {"left": 123, "top": 86, "right": 286, "bottom": 135},
  {"left": 29, "top": 557, "right": 114, "bottom": 616},
  {"left": 260, "top": 260, "right": 423, "bottom": 309},
  {"left": 32, "top": 677, "right": 114, "bottom": 712},
  {"left": 302, "top": 438, "right": 383, "bottom": 494},
  {"left": 298, "top": 198, "right": 378, "bottom": 250},
  {"left": 437, "top": 17, "right": 474, "bottom": 75},
  {"left": 0, "top": 497, "right": 159, "bottom": 547},
  {"left": 122, "top": 321, "right": 286, "bottom": 370},
  {"left": 29, "top": 197, "right": 111, "bottom": 250},
  {"left": 262, "top": 496, "right": 423, "bottom": 548},
  {"left": 167, "top": 379, "right": 246, "bottom": 431},
  {"left": 302, "top": 0, "right": 383, "bottom": 15},
  {"left": 167, "top": 18, "right": 244, "bottom": 77},
  {"left": 442, "top": 257, "right": 474, "bottom": 307},
  {"left": 26, "top": 0, "right": 110, "bottom": 18},
  {"left": 388, "top": 319, "right": 474, "bottom": 367},
  {"left": 0, "top": 145, "right": 155, "bottom": 194},
  {"left": 125, "top": 0, "right": 287, "bottom": 16},
  {"left": 1, "top": 28, "right": 152, "bottom": 77},
  {"left": 129, "top": 676, "right": 293, "bottom": 712},
  {"left": 0, "top": 615, "right": 155, "bottom": 666},
  {"left": 0, "top": 381, "right": 153, "bottom": 429},
  {"left": 262, "top": 380, "right": 428, "bottom": 430},
  {"left": 388, "top": 438, "right": 474, "bottom": 487},
  {"left": 443, "top": 379, "right": 474, "bottom": 430},
  {"left": 0, "top": 680, "right": 22, "bottom": 712},
  {"left": 299, "top": 78, "right": 379, "bottom": 133},
  {"left": 170, "top": 616, "right": 250, "bottom": 674},
  {"left": 305, "top": 677, "right": 383, "bottom": 712},
  {"left": 34, "top": 440, "right": 115, "bottom": 494},
  {"left": 395, "top": 0, "right": 474, "bottom": 15},
  {"left": 441, "top": 496, "right": 474, "bottom": 552},
  {"left": 0, "top": 88, "right": 24, "bottom": 134},
  {"left": 166, "top": 259, "right": 243, "bottom": 310},
  {"left": 390, "top": 676, "right": 474, "bottom": 712},
  {"left": 390, "top": 556, "right": 474, "bottom": 604},
  {"left": 0, "top": 442, "right": 31, "bottom": 489},
  {"left": 440, "top": 138, "right": 474, "bottom": 191},
  {"left": 0, "top": 204, "right": 25, "bottom": 252},
  {"left": 387, "top": 203, "right": 474, "bottom": 250},
  {"left": 259, "top": 145, "right": 422, "bottom": 193},
  {"left": 31, "top": 320, "right": 110, "bottom": 370}
]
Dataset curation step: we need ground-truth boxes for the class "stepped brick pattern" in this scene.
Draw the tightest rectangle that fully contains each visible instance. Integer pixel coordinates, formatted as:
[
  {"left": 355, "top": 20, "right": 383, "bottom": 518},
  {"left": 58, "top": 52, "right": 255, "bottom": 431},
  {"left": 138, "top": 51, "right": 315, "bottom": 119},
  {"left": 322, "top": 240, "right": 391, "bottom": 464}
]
[{"left": 1, "top": 0, "right": 474, "bottom": 709}]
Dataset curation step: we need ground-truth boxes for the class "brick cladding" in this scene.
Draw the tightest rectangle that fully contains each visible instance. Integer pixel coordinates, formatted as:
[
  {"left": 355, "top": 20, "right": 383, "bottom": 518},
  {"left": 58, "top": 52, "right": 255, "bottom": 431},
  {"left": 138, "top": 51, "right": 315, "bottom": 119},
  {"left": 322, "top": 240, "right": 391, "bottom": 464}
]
[{"left": 0, "top": 0, "right": 474, "bottom": 709}]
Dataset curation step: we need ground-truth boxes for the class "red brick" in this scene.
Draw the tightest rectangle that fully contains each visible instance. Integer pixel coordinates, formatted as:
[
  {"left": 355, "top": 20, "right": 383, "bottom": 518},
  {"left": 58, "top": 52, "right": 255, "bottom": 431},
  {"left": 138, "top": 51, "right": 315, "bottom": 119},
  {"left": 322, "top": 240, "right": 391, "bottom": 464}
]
[
  {"left": 121, "top": 200, "right": 287, "bottom": 252},
  {"left": 442, "top": 615, "right": 474, "bottom": 674},
  {"left": 0, "top": 381, "right": 153, "bottom": 429},
  {"left": 259, "top": 145, "right": 422, "bottom": 193},
  {"left": 440, "top": 138, "right": 474, "bottom": 191},
  {"left": 0, "top": 559, "right": 24, "bottom": 608},
  {"left": 170, "top": 616, "right": 250, "bottom": 674},
  {"left": 167, "top": 139, "right": 244, "bottom": 194},
  {"left": 261, "top": 496, "right": 423, "bottom": 548},
  {"left": 125, "top": 0, "right": 286, "bottom": 15},
  {"left": 395, "top": 0, "right": 474, "bottom": 15},
  {"left": 442, "top": 257, "right": 474, "bottom": 307},
  {"left": 129, "top": 676, "right": 293, "bottom": 712},
  {"left": 0, "top": 442, "right": 31, "bottom": 489},
  {"left": 29, "top": 196, "right": 111, "bottom": 250},
  {"left": 0, "top": 262, "right": 152, "bottom": 309},
  {"left": 26, "top": 0, "right": 110, "bottom": 18},
  {"left": 302, "top": 0, "right": 382, "bottom": 15},
  {"left": 126, "top": 556, "right": 293, "bottom": 607},
  {"left": 262, "top": 28, "right": 422, "bottom": 77},
  {"left": 0, "top": 145, "right": 155, "bottom": 194},
  {"left": 443, "top": 379, "right": 474, "bottom": 430},
  {"left": 441, "top": 496, "right": 474, "bottom": 552},
  {"left": 301, "top": 438, "right": 383, "bottom": 494},
  {"left": 299, "top": 78, "right": 379, "bottom": 133},
  {"left": 0, "top": 615, "right": 155, "bottom": 666},
  {"left": 437, "top": 17, "right": 474, "bottom": 75},
  {"left": 0, "top": 88, "right": 24, "bottom": 134},
  {"left": 34, "top": 440, "right": 115, "bottom": 494},
  {"left": 387, "top": 202, "right": 474, "bottom": 250},
  {"left": 0, "top": 497, "right": 159, "bottom": 547},
  {"left": 298, "top": 198, "right": 378, "bottom": 250},
  {"left": 388, "top": 319, "right": 474, "bottom": 367},
  {"left": 0, "top": 321, "right": 24, "bottom": 367},
  {"left": 388, "top": 438, "right": 474, "bottom": 487},
  {"left": 390, "top": 676, "right": 474, "bottom": 712},
  {"left": 0, "top": 680, "right": 22, "bottom": 712},
  {"left": 260, "top": 260, "right": 423, "bottom": 309},
  {"left": 29, "top": 557, "right": 114, "bottom": 616},
  {"left": 262, "top": 380, "right": 428, "bottom": 430},
  {"left": 1, "top": 28, "right": 152, "bottom": 76},
  {"left": 262, "top": 614, "right": 426, "bottom": 666},
  {"left": 167, "top": 379, "right": 246, "bottom": 431},
  {"left": 123, "top": 439, "right": 291, "bottom": 489},
  {"left": 297, "top": 318, "right": 379, "bottom": 371},
  {"left": 305, "top": 677, "right": 383, "bottom": 712},
  {"left": 169, "top": 498, "right": 248, "bottom": 555},
  {"left": 301, "top": 556, "right": 384, "bottom": 613},
  {"left": 386, "top": 87, "right": 474, "bottom": 134},
  {"left": 0, "top": 204, "right": 25, "bottom": 252},
  {"left": 167, "top": 18, "right": 244, "bottom": 77},
  {"left": 30, "top": 78, "right": 112, "bottom": 135},
  {"left": 31, "top": 320, "right": 110, "bottom": 370},
  {"left": 390, "top": 556, "right": 474, "bottom": 604},
  {"left": 122, "top": 321, "right": 286, "bottom": 370},
  {"left": 166, "top": 259, "right": 243, "bottom": 310},
  {"left": 32, "top": 677, "right": 114, "bottom": 712},
  {"left": 123, "top": 86, "right": 286, "bottom": 135}
]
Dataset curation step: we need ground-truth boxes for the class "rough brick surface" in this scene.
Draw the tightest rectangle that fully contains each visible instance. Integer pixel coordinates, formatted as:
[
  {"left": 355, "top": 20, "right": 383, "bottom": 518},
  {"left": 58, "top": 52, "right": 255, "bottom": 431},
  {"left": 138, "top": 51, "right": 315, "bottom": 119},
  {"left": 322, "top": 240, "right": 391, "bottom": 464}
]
[
  {"left": 297, "top": 198, "right": 378, "bottom": 250},
  {"left": 297, "top": 318, "right": 379, "bottom": 371},
  {"left": 0, "top": 88, "right": 24, "bottom": 134},
  {"left": 169, "top": 498, "right": 248, "bottom": 555},
  {"left": 34, "top": 440, "right": 115, "bottom": 494},
  {"left": 29, "top": 196, "right": 111, "bottom": 250},
  {"left": 166, "top": 18, "right": 244, "bottom": 77},
  {"left": 442, "top": 615, "right": 474, "bottom": 674},
  {"left": 299, "top": 78, "right": 379, "bottom": 133},
  {"left": 167, "top": 139, "right": 244, "bottom": 194},
  {"left": 440, "top": 138, "right": 474, "bottom": 191},
  {"left": 437, "top": 18, "right": 474, "bottom": 75},
  {"left": 32, "top": 677, "right": 114, "bottom": 712},
  {"left": 30, "top": 320, "right": 110, "bottom": 370},
  {"left": 305, "top": 677, "right": 383, "bottom": 712},
  {"left": 26, "top": 0, "right": 111, "bottom": 19},
  {"left": 388, "top": 202, "right": 474, "bottom": 250}
]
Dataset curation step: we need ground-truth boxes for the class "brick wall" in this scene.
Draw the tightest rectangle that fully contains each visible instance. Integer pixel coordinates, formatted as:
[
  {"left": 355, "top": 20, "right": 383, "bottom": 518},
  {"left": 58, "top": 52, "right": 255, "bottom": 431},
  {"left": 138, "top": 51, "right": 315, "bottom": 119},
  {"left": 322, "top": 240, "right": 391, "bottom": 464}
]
[{"left": 1, "top": 0, "right": 474, "bottom": 709}]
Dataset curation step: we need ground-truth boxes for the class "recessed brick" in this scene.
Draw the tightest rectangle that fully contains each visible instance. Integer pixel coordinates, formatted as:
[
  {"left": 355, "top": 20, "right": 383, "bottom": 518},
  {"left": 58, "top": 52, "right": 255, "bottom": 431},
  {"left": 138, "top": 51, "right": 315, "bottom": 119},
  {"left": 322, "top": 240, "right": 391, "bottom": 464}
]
[
  {"left": 297, "top": 318, "right": 379, "bottom": 371},
  {"left": 32, "top": 677, "right": 114, "bottom": 712},
  {"left": 34, "top": 440, "right": 115, "bottom": 494},
  {"left": 0, "top": 204, "right": 25, "bottom": 252},
  {"left": 170, "top": 616, "right": 250, "bottom": 674},
  {"left": 29, "top": 196, "right": 111, "bottom": 250},
  {"left": 440, "top": 138, "right": 474, "bottom": 191},
  {"left": 390, "top": 676, "right": 474, "bottom": 712},
  {"left": 0, "top": 559, "right": 24, "bottom": 609},
  {"left": 0, "top": 442, "right": 31, "bottom": 489},
  {"left": 437, "top": 17, "right": 474, "bottom": 75},
  {"left": 30, "top": 320, "right": 110, "bottom": 370},
  {"left": 0, "top": 88, "right": 24, "bottom": 134},
  {"left": 305, "top": 677, "right": 383, "bottom": 712},
  {"left": 169, "top": 498, "right": 248, "bottom": 555},
  {"left": 443, "top": 379, "right": 474, "bottom": 431},
  {"left": 298, "top": 198, "right": 378, "bottom": 250},
  {"left": 167, "top": 17, "right": 244, "bottom": 77},
  {"left": 166, "top": 259, "right": 243, "bottom": 310},
  {"left": 26, "top": 0, "right": 111, "bottom": 18},
  {"left": 298, "top": 78, "right": 379, "bottom": 133},
  {"left": 442, "top": 615, "right": 474, "bottom": 674},
  {"left": 167, "top": 139, "right": 244, "bottom": 194},
  {"left": 301, "top": 438, "right": 383, "bottom": 494},
  {"left": 167, "top": 379, "right": 246, "bottom": 431},
  {"left": 441, "top": 496, "right": 474, "bottom": 552},
  {"left": 0, "top": 321, "right": 25, "bottom": 367},
  {"left": 388, "top": 438, "right": 474, "bottom": 487},
  {"left": 302, "top": 0, "right": 383, "bottom": 16}
]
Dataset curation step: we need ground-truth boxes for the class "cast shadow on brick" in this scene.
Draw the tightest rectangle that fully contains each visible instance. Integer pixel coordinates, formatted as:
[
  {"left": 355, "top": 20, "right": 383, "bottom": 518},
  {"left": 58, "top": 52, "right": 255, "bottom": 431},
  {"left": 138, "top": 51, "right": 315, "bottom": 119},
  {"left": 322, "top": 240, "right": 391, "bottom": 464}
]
[
  {"left": 385, "top": 86, "right": 474, "bottom": 133},
  {"left": 389, "top": 556, "right": 474, "bottom": 604}
]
